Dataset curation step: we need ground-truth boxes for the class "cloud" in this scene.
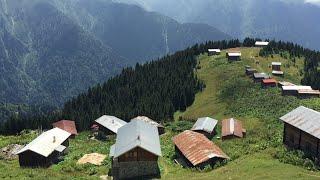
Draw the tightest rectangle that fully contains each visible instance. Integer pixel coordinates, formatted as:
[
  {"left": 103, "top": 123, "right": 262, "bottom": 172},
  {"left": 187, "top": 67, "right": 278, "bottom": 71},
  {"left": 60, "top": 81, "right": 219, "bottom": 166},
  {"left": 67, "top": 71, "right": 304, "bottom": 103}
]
[{"left": 305, "top": 0, "right": 320, "bottom": 4}]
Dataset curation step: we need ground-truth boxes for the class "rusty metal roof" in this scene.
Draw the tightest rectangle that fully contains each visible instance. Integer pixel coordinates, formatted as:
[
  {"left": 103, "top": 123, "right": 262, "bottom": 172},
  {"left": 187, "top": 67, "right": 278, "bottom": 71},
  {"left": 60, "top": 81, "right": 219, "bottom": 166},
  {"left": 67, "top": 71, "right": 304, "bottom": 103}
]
[
  {"left": 172, "top": 130, "right": 229, "bottom": 166},
  {"left": 191, "top": 117, "right": 218, "bottom": 134},
  {"left": 262, "top": 79, "right": 277, "bottom": 84},
  {"left": 280, "top": 106, "right": 320, "bottom": 139},
  {"left": 52, "top": 120, "right": 78, "bottom": 135},
  {"left": 221, "top": 118, "right": 245, "bottom": 138}
]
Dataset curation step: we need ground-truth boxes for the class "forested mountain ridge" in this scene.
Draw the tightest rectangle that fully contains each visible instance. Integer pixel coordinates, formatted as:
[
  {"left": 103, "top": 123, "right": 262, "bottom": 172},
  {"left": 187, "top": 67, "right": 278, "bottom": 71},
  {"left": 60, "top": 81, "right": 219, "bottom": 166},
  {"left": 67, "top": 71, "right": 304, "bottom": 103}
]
[
  {"left": 121, "top": 0, "right": 320, "bottom": 50},
  {"left": 0, "top": 0, "right": 231, "bottom": 112}
]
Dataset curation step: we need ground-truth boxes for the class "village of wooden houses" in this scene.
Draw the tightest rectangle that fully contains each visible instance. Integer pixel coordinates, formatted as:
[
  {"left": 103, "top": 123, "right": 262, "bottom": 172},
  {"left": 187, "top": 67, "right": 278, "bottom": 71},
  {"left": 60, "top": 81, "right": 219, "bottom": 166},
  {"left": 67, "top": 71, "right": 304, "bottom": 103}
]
[{"left": 1, "top": 40, "right": 320, "bottom": 180}]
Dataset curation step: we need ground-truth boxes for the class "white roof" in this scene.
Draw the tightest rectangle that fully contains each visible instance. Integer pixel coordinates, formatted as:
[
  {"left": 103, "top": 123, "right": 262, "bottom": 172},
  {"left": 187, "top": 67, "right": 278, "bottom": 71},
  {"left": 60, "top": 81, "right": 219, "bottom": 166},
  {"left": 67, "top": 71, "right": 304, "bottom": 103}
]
[
  {"left": 255, "top": 41, "right": 269, "bottom": 46},
  {"left": 208, "top": 49, "right": 221, "bottom": 52},
  {"left": 279, "top": 81, "right": 296, "bottom": 86},
  {"left": 282, "top": 86, "right": 312, "bottom": 91},
  {"left": 17, "top": 128, "right": 71, "bottom": 157},
  {"left": 55, "top": 145, "right": 66, "bottom": 153},
  {"left": 228, "top": 52, "right": 241, "bottom": 57},
  {"left": 280, "top": 106, "right": 320, "bottom": 139},
  {"left": 95, "top": 115, "right": 127, "bottom": 134},
  {"left": 191, "top": 117, "right": 218, "bottom": 134},
  {"left": 272, "top": 62, "right": 282, "bottom": 66},
  {"left": 131, "top": 116, "right": 163, "bottom": 128},
  {"left": 111, "top": 119, "right": 161, "bottom": 158},
  {"left": 272, "top": 70, "right": 284, "bottom": 75}
]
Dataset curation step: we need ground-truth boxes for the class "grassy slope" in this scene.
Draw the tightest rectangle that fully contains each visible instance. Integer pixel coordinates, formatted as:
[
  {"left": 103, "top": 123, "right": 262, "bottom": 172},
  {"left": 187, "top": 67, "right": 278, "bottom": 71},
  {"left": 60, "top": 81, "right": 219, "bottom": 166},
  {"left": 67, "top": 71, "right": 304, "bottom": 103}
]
[{"left": 1, "top": 47, "right": 320, "bottom": 179}]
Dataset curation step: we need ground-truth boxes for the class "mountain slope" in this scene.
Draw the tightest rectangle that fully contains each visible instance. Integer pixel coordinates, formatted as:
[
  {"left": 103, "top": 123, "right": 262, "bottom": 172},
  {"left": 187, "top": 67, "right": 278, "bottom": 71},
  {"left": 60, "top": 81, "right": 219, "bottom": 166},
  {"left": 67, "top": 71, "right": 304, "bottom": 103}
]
[
  {"left": 0, "top": 0, "right": 230, "bottom": 111},
  {"left": 120, "top": 0, "right": 320, "bottom": 50},
  {"left": 0, "top": 0, "right": 125, "bottom": 107},
  {"left": 50, "top": 0, "right": 231, "bottom": 61}
]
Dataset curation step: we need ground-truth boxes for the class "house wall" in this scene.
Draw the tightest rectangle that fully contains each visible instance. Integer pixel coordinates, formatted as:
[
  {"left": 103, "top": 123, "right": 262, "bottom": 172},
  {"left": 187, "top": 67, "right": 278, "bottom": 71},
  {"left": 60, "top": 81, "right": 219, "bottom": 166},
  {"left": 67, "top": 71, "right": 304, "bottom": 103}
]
[
  {"left": 193, "top": 130, "right": 215, "bottom": 139},
  {"left": 272, "top": 65, "right": 281, "bottom": 71},
  {"left": 18, "top": 150, "right": 57, "bottom": 167},
  {"left": 228, "top": 56, "right": 240, "bottom": 61},
  {"left": 283, "top": 123, "right": 320, "bottom": 158},
  {"left": 112, "top": 147, "right": 159, "bottom": 179},
  {"left": 262, "top": 82, "right": 276, "bottom": 88},
  {"left": 282, "top": 90, "right": 298, "bottom": 96}
]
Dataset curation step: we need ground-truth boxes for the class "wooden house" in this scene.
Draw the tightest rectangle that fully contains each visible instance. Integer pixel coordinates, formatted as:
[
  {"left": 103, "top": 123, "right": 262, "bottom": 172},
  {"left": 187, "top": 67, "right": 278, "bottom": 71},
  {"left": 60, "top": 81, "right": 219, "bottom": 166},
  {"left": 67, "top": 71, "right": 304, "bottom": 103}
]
[
  {"left": 262, "top": 79, "right": 277, "bottom": 88},
  {"left": 221, "top": 118, "right": 246, "bottom": 140},
  {"left": 16, "top": 128, "right": 71, "bottom": 167},
  {"left": 110, "top": 120, "right": 161, "bottom": 179},
  {"left": 131, "top": 116, "right": 165, "bottom": 135},
  {"left": 246, "top": 68, "right": 258, "bottom": 76},
  {"left": 255, "top": 41, "right": 269, "bottom": 47},
  {"left": 253, "top": 73, "right": 270, "bottom": 83},
  {"left": 280, "top": 106, "right": 320, "bottom": 159},
  {"left": 191, "top": 117, "right": 218, "bottom": 138},
  {"left": 272, "top": 62, "right": 284, "bottom": 76},
  {"left": 226, "top": 52, "right": 241, "bottom": 61},
  {"left": 208, "top": 49, "right": 221, "bottom": 56},
  {"left": 281, "top": 86, "right": 312, "bottom": 96},
  {"left": 172, "top": 130, "right": 229, "bottom": 169},
  {"left": 52, "top": 120, "right": 78, "bottom": 138},
  {"left": 93, "top": 115, "right": 127, "bottom": 136}
]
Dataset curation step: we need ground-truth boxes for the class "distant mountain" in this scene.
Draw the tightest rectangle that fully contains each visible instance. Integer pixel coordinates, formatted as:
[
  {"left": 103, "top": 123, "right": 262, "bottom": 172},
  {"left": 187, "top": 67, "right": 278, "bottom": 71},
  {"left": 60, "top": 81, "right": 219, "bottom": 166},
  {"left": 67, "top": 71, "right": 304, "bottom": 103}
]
[
  {"left": 120, "top": 0, "right": 320, "bottom": 50},
  {"left": 0, "top": 0, "right": 230, "bottom": 109}
]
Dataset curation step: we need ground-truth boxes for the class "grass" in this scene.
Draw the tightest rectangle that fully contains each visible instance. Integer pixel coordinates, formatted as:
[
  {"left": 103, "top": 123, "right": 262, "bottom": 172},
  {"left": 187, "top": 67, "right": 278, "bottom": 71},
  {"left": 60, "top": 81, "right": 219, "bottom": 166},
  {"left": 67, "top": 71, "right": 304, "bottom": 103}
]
[{"left": 1, "top": 47, "right": 320, "bottom": 179}]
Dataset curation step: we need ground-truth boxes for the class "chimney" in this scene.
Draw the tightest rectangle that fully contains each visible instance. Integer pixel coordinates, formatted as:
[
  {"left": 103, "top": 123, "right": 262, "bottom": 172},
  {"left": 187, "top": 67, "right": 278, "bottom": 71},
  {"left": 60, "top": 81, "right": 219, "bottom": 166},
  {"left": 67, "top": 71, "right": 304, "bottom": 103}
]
[{"left": 53, "top": 136, "right": 56, "bottom": 143}]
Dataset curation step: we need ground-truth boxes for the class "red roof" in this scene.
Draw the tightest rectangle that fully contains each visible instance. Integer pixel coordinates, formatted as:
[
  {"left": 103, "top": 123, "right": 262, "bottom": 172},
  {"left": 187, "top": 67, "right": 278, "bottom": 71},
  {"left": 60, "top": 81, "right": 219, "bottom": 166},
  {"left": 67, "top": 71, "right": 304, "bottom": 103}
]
[
  {"left": 52, "top": 120, "right": 78, "bottom": 135},
  {"left": 262, "top": 79, "right": 277, "bottom": 84},
  {"left": 173, "top": 130, "right": 229, "bottom": 166}
]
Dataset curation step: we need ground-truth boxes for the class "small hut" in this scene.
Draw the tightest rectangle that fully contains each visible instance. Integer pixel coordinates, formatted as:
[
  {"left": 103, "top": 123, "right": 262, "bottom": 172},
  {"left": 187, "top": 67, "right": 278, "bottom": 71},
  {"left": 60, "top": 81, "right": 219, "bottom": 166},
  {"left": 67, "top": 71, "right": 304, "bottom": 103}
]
[
  {"left": 262, "top": 79, "right": 277, "bottom": 88},
  {"left": 173, "top": 130, "right": 229, "bottom": 169},
  {"left": 280, "top": 106, "right": 320, "bottom": 160},
  {"left": 272, "top": 62, "right": 284, "bottom": 76},
  {"left": 131, "top": 116, "right": 165, "bottom": 135},
  {"left": 281, "top": 86, "right": 312, "bottom": 96},
  {"left": 221, "top": 118, "right": 246, "bottom": 140},
  {"left": 246, "top": 68, "right": 258, "bottom": 76},
  {"left": 226, "top": 52, "right": 241, "bottom": 61},
  {"left": 110, "top": 120, "right": 161, "bottom": 179},
  {"left": 191, "top": 117, "right": 218, "bottom": 138},
  {"left": 52, "top": 120, "right": 78, "bottom": 138},
  {"left": 208, "top": 49, "right": 221, "bottom": 56},
  {"left": 93, "top": 115, "right": 127, "bottom": 136},
  {"left": 16, "top": 128, "right": 71, "bottom": 167},
  {"left": 253, "top": 73, "right": 270, "bottom": 83}
]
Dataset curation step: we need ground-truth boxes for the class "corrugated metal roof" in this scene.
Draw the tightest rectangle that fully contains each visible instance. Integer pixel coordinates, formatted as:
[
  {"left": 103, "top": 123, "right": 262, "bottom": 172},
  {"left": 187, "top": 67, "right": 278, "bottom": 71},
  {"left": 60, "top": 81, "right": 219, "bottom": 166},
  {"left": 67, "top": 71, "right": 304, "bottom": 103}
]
[
  {"left": 280, "top": 106, "right": 320, "bottom": 139},
  {"left": 95, "top": 115, "right": 127, "bottom": 134},
  {"left": 282, "top": 86, "right": 312, "bottom": 91},
  {"left": 111, "top": 119, "right": 161, "bottom": 158},
  {"left": 255, "top": 41, "right": 269, "bottom": 46},
  {"left": 272, "top": 62, "right": 282, "bottom": 66},
  {"left": 16, "top": 128, "right": 71, "bottom": 157},
  {"left": 228, "top": 52, "right": 241, "bottom": 57},
  {"left": 173, "top": 130, "right": 229, "bottom": 166},
  {"left": 131, "top": 116, "right": 164, "bottom": 128},
  {"left": 262, "top": 79, "right": 277, "bottom": 84},
  {"left": 52, "top": 120, "right": 78, "bottom": 135},
  {"left": 279, "top": 81, "right": 296, "bottom": 86},
  {"left": 221, "top": 118, "right": 245, "bottom": 138},
  {"left": 254, "top": 73, "right": 270, "bottom": 79},
  {"left": 208, "top": 49, "right": 221, "bottom": 52},
  {"left": 191, "top": 117, "right": 218, "bottom": 134}
]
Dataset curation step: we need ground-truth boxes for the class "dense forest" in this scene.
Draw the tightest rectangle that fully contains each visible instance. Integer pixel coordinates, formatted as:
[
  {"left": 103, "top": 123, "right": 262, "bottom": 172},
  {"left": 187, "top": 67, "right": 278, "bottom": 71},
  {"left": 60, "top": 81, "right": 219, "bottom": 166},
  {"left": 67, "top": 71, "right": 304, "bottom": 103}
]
[
  {"left": 259, "top": 40, "right": 320, "bottom": 89},
  {"left": 0, "top": 39, "right": 242, "bottom": 134}
]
